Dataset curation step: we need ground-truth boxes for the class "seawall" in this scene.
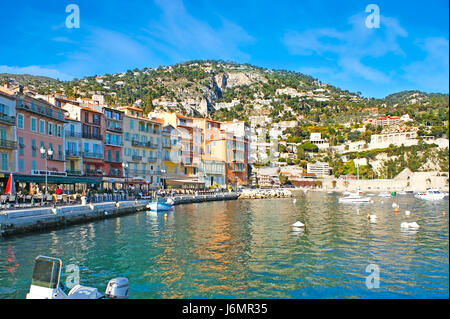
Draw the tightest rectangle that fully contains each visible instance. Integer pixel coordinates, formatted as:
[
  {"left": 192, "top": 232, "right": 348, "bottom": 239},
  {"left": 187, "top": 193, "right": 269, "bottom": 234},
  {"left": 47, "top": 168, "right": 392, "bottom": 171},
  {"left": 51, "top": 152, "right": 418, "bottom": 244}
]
[{"left": 0, "top": 193, "right": 238, "bottom": 237}]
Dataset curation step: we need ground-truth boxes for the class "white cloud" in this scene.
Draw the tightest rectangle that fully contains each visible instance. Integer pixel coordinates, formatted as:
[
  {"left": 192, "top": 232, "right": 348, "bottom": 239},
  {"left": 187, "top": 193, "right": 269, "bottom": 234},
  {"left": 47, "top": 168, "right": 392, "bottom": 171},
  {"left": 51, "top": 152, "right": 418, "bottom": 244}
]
[
  {"left": 283, "top": 12, "right": 408, "bottom": 84},
  {"left": 403, "top": 37, "right": 449, "bottom": 92},
  {"left": 145, "top": 0, "right": 254, "bottom": 61},
  {"left": 0, "top": 65, "right": 73, "bottom": 81}
]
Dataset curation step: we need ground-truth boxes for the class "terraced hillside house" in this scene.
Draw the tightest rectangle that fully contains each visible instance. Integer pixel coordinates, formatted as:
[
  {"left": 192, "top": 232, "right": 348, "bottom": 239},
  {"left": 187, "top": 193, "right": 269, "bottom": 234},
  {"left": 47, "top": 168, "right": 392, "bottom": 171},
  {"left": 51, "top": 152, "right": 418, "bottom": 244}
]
[{"left": 120, "top": 106, "right": 163, "bottom": 190}]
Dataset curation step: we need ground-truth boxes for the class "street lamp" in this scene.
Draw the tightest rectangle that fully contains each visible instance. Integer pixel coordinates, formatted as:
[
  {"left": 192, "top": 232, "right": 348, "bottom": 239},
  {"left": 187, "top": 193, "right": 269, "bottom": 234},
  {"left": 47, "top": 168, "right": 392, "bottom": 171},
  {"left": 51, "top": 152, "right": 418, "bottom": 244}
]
[
  {"left": 122, "top": 162, "right": 129, "bottom": 196},
  {"left": 161, "top": 168, "right": 166, "bottom": 189},
  {"left": 40, "top": 146, "right": 54, "bottom": 197}
]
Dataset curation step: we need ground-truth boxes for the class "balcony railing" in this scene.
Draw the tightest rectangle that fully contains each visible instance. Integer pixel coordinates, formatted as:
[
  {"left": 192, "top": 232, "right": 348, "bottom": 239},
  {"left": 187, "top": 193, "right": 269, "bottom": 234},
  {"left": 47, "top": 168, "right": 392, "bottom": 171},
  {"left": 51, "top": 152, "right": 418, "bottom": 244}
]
[
  {"left": 64, "top": 131, "right": 82, "bottom": 138},
  {"left": 106, "top": 125, "right": 122, "bottom": 133},
  {"left": 82, "top": 132, "right": 102, "bottom": 140},
  {"left": 105, "top": 157, "right": 122, "bottom": 163},
  {"left": 85, "top": 170, "right": 103, "bottom": 176},
  {"left": 105, "top": 141, "right": 123, "bottom": 147},
  {"left": 0, "top": 139, "right": 17, "bottom": 149},
  {"left": 82, "top": 152, "right": 104, "bottom": 159},
  {"left": 0, "top": 113, "right": 15, "bottom": 125},
  {"left": 148, "top": 157, "right": 157, "bottom": 162},
  {"left": 132, "top": 155, "right": 142, "bottom": 161},
  {"left": 66, "top": 170, "right": 82, "bottom": 175},
  {"left": 65, "top": 149, "right": 82, "bottom": 157}
]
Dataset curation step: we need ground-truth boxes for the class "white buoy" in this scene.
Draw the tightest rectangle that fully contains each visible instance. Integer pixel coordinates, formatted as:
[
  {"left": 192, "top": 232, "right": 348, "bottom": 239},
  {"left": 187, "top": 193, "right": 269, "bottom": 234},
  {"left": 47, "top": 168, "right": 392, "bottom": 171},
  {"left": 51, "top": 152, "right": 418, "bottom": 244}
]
[
  {"left": 293, "top": 198, "right": 297, "bottom": 204},
  {"left": 367, "top": 214, "right": 377, "bottom": 223},
  {"left": 356, "top": 208, "right": 360, "bottom": 215},
  {"left": 392, "top": 203, "right": 399, "bottom": 208},
  {"left": 401, "top": 221, "right": 419, "bottom": 229},
  {"left": 405, "top": 210, "right": 411, "bottom": 216},
  {"left": 292, "top": 226, "right": 303, "bottom": 232},
  {"left": 292, "top": 221, "right": 304, "bottom": 227}
]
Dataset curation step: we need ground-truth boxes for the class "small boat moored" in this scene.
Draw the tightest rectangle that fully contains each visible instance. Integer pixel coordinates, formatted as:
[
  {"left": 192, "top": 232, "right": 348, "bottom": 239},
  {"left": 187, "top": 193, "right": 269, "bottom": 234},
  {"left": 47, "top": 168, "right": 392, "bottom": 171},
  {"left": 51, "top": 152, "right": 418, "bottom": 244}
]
[
  {"left": 415, "top": 189, "right": 447, "bottom": 201},
  {"left": 338, "top": 192, "right": 371, "bottom": 203},
  {"left": 26, "top": 255, "right": 129, "bottom": 299},
  {"left": 146, "top": 197, "right": 174, "bottom": 211}
]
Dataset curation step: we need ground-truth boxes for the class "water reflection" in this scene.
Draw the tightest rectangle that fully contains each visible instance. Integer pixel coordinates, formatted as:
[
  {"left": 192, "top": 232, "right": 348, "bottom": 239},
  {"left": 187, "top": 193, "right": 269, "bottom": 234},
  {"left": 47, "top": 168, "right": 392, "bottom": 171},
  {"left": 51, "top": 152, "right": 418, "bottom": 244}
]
[{"left": 0, "top": 193, "right": 448, "bottom": 299}]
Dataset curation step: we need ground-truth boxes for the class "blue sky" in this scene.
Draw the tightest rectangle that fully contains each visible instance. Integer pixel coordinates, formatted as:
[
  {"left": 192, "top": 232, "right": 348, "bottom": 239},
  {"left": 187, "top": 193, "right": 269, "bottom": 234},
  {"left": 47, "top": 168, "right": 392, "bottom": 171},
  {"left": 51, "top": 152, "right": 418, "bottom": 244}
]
[{"left": 0, "top": 0, "right": 448, "bottom": 98}]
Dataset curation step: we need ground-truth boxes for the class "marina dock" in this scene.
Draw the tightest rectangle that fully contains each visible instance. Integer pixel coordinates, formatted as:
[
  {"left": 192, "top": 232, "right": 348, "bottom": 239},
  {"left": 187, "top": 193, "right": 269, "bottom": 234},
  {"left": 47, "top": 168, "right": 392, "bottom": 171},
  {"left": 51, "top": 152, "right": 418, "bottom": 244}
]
[{"left": 0, "top": 193, "right": 238, "bottom": 237}]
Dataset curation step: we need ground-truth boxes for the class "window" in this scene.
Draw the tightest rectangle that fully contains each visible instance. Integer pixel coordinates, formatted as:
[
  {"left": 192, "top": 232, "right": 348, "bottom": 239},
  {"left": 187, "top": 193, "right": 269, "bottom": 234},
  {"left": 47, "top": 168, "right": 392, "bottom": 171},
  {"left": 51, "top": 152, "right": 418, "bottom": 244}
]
[
  {"left": 39, "top": 119, "right": 45, "bottom": 134},
  {"left": 58, "top": 145, "right": 62, "bottom": 160},
  {"left": 32, "top": 160, "right": 37, "bottom": 171},
  {"left": 130, "top": 119, "right": 134, "bottom": 130},
  {"left": 115, "top": 150, "right": 120, "bottom": 162},
  {"left": 19, "top": 137, "right": 24, "bottom": 155},
  {"left": 17, "top": 114, "right": 24, "bottom": 129},
  {"left": 19, "top": 159, "right": 25, "bottom": 171},
  {"left": 84, "top": 143, "right": 89, "bottom": 153},
  {"left": 1, "top": 153, "right": 8, "bottom": 171},
  {"left": 57, "top": 125, "right": 62, "bottom": 137},
  {"left": 124, "top": 132, "right": 129, "bottom": 141},
  {"left": 107, "top": 150, "right": 112, "bottom": 161},
  {"left": 31, "top": 117, "right": 37, "bottom": 132},
  {"left": 32, "top": 140, "right": 36, "bottom": 157}
]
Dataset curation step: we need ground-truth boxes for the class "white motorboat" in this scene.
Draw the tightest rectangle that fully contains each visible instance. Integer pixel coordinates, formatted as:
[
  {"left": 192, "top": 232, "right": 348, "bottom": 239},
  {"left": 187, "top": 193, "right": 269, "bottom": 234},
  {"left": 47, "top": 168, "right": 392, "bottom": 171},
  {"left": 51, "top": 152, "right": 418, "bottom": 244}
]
[
  {"left": 378, "top": 192, "right": 392, "bottom": 198},
  {"left": 338, "top": 192, "right": 371, "bottom": 203},
  {"left": 26, "top": 255, "right": 129, "bottom": 299},
  {"left": 146, "top": 197, "right": 174, "bottom": 211},
  {"left": 414, "top": 189, "right": 447, "bottom": 201}
]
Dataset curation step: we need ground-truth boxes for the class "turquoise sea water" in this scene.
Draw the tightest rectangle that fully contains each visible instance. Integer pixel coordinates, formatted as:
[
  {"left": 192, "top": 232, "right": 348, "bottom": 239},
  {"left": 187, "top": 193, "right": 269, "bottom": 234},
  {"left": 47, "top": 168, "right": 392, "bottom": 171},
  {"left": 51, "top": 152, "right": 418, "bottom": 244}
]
[{"left": 0, "top": 193, "right": 448, "bottom": 299}]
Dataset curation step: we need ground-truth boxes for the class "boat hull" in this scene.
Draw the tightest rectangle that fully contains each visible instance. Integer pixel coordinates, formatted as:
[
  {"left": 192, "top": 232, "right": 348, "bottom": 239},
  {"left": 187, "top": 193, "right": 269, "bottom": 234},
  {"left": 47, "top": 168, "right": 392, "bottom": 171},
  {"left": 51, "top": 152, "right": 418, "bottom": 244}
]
[
  {"left": 338, "top": 197, "right": 371, "bottom": 203},
  {"left": 147, "top": 202, "right": 173, "bottom": 211}
]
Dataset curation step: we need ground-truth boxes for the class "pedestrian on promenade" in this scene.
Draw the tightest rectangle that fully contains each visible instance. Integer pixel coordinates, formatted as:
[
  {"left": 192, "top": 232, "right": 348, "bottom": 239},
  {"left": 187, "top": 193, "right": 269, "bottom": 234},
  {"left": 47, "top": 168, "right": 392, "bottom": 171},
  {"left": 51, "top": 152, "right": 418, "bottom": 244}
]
[{"left": 55, "top": 186, "right": 63, "bottom": 195}]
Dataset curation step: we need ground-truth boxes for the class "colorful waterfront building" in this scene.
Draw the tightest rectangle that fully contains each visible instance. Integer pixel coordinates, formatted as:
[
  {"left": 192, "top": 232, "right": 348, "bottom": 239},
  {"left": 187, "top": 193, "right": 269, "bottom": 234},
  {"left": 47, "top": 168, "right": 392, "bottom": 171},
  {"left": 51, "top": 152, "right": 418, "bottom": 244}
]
[
  {"left": 161, "top": 124, "right": 182, "bottom": 187},
  {"left": 193, "top": 118, "right": 226, "bottom": 188},
  {"left": 120, "top": 106, "right": 163, "bottom": 189},
  {"left": 155, "top": 112, "right": 202, "bottom": 181},
  {"left": 61, "top": 99, "right": 104, "bottom": 182},
  {"left": 64, "top": 118, "right": 83, "bottom": 176},
  {"left": 216, "top": 120, "right": 251, "bottom": 187},
  {"left": 102, "top": 107, "right": 124, "bottom": 189},
  {"left": 0, "top": 88, "right": 17, "bottom": 175},
  {"left": 15, "top": 91, "right": 67, "bottom": 184}
]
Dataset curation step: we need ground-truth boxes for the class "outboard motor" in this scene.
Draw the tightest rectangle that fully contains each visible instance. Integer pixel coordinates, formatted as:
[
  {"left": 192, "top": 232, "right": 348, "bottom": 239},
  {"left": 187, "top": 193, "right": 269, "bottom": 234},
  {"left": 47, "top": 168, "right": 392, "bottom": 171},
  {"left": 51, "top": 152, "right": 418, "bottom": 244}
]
[{"left": 105, "top": 277, "right": 129, "bottom": 299}]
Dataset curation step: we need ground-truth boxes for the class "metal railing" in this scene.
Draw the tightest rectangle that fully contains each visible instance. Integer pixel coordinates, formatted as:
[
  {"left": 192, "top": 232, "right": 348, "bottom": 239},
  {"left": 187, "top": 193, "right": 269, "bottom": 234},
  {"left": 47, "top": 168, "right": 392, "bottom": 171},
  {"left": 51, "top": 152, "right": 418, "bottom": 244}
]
[
  {"left": 0, "top": 139, "right": 17, "bottom": 149},
  {"left": 82, "top": 132, "right": 102, "bottom": 140}
]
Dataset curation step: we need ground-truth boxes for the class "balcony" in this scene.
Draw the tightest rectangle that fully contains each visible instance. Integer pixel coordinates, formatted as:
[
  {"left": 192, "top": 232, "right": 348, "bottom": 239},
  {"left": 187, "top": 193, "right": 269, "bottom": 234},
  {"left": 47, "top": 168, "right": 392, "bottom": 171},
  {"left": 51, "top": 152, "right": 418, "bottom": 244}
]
[
  {"left": 85, "top": 170, "right": 103, "bottom": 177},
  {"left": 147, "top": 157, "right": 157, "bottom": 162},
  {"left": 65, "top": 149, "right": 82, "bottom": 157},
  {"left": 82, "top": 132, "right": 102, "bottom": 140},
  {"left": 106, "top": 122, "right": 123, "bottom": 133},
  {"left": 105, "top": 157, "right": 122, "bottom": 163},
  {"left": 0, "top": 139, "right": 17, "bottom": 149},
  {"left": 132, "top": 155, "right": 142, "bottom": 161},
  {"left": 17, "top": 103, "right": 65, "bottom": 122},
  {"left": 64, "top": 130, "right": 82, "bottom": 138},
  {"left": 82, "top": 152, "right": 104, "bottom": 159},
  {"left": 0, "top": 113, "right": 15, "bottom": 125},
  {"left": 162, "top": 141, "right": 172, "bottom": 148},
  {"left": 105, "top": 141, "right": 123, "bottom": 147},
  {"left": 66, "top": 170, "right": 82, "bottom": 175}
]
